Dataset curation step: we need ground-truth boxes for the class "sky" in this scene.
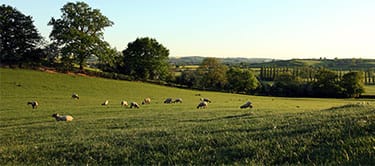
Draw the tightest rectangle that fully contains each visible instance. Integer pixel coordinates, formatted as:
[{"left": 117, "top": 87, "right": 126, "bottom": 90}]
[{"left": 2, "top": 0, "right": 375, "bottom": 59}]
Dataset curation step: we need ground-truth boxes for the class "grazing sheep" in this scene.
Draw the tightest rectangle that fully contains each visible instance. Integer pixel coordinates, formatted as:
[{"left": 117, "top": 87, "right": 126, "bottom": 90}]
[
  {"left": 130, "top": 102, "right": 140, "bottom": 108},
  {"left": 121, "top": 101, "right": 128, "bottom": 107},
  {"left": 200, "top": 98, "right": 211, "bottom": 103},
  {"left": 164, "top": 98, "right": 173, "bottom": 104},
  {"left": 142, "top": 98, "right": 151, "bottom": 105},
  {"left": 52, "top": 113, "right": 73, "bottom": 122},
  {"left": 173, "top": 98, "right": 183, "bottom": 103},
  {"left": 240, "top": 101, "right": 253, "bottom": 109},
  {"left": 71, "top": 93, "right": 79, "bottom": 99},
  {"left": 102, "top": 100, "right": 109, "bottom": 106},
  {"left": 197, "top": 101, "right": 208, "bottom": 109},
  {"left": 27, "top": 101, "right": 38, "bottom": 109}
]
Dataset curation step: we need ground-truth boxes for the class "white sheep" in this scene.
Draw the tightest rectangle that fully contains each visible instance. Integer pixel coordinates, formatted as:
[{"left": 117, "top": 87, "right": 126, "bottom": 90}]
[
  {"left": 200, "top": 98, "right": 211, "bottom": 103},
  {"left": 27, "top": 101, "right": 38, "bottom": 109},
  {"left": 121, "top": 100, "right": 128, "bottom": 107},
  {"left": 142, "top": 98, "right": 151, "bottom": 105},
  {"left": 197, "top": 101, "right": 208, "bottom": 109},
  {"left": 173, "top": 98, "right": 183, "bottom": 103},
  {"left": 164, "top": 98, "right": 173, "bottom": 104},
  {"left": 130, "top": 102, "right": 140, "bottom": 108},
  {"left": 240, "top": 101, "right": 253, "bottom": 109},
  {"left": 71, "top": 93, "right": 79, "bottom": 99},
  {"left": 52, "top": 113, "right": 73, "bottom": 122},
  {"left": 102, "top": 100, "right": 109, "bottom": 106}
]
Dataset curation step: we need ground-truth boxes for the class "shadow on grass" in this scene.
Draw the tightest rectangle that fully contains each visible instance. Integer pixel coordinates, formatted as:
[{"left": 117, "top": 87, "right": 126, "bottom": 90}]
[{"left": 179, "top": 113, "right": 256, "bottom": 123}]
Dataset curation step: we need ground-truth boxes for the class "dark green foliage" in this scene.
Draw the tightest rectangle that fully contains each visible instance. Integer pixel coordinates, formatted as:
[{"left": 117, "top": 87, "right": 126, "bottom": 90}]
[
  {"left": 0, "top": 5, "right": 43, "bottom": 66},
  {"left": 226, "top": 67, "right": 259, "bottom": 94},
  {"left": 121, "top": 37, "right": 170, "bottom": 80},
  {"left": 48, "top": 2, "right": 114, "bottom": 70},
  {"left": 271, "top": 72, "right": 304, "bottom": 97},
  {"left": 340, "top": 71, "right": 365, "bottom": 98},
  {"left": 312, "top": 69, "right": 343, "bottom": 97},
  {"left": 196, "top": 58, "right": 228, "bottom": 90}
]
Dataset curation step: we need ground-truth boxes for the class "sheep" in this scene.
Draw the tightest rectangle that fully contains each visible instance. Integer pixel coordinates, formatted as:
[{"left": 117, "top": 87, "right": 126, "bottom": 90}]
[
  {"left": 121, "top": 101, "right": 128, "bottom": 107},
  {"left": 52, "top": 113, "right": 73, "bottom": 122},
  {"left": 130, "top": 102, "right": 140, "bottom": 108},
  {"left": 197, "top": 101, "right": 208, "bottom": 109},
  {"left": 27, "top": 101, "right": 38, "bottom": 109},
  {"left": 173, "top": 98, "right": 183, "bottom": 103},
  {"left": 164, "top": 98, "right": 173, "bottom": 104},
  {"left": 102, "top": 100, "right": 109, "bottom": 106},
  {"left": 200, "top": 98, "right": 211, "bottom": 103},
  {"left": 71, "top": 93, "right": 79, "bottom": 99},
  {"left": 142, "top": 98, "right": 151, "bottom": 105},
  {"left": 240, "top": 101, "right": 253, "bottom": 109}
]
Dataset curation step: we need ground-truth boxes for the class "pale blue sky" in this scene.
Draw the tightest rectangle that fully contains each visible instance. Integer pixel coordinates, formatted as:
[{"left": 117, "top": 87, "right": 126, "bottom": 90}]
[{"left": 2, "top": 0, "right": 375, "bottom": 59}]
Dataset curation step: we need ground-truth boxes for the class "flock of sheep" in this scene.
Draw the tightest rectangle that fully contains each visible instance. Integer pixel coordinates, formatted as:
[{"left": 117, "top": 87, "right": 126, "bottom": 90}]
[{"left": 27, "top": 93, "right": 253, "bottom": 122}]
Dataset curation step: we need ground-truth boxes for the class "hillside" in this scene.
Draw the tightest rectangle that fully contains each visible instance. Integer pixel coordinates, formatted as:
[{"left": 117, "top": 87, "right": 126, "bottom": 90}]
[{"left": 0, "top": 68, "right": 374, "bottom": 165}]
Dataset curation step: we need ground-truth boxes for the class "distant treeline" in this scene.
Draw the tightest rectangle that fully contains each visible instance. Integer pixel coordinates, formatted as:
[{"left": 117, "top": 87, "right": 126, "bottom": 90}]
[
  {"left": 259, "top": 66, "right": 375, "bottom": 85},
  {"left": 170, "top": 56, "right": 272, "bottom": 66},
  {"left": 248, "top": 58, "right": 375, "bottom": 70}
]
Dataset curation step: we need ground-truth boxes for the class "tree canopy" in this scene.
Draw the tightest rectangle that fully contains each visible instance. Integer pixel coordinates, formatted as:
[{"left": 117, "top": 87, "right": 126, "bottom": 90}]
[
  {"left": 0, "top": 4, "right": 43, "bottom": 66},
  {"left": 48, "top": 1, "right": 113, "bottom": 70},
  {"left": 340, "top": 71, "right": 365, "bottom": 98},
  {"left": 121, "top": 37, "right": 170, "bottom": 80},
  {"left": 226, "top": 67, "right": 259, "bottom": 94},
  {"left": 196, "top": 58, "right": 228, "bottom": 90}
]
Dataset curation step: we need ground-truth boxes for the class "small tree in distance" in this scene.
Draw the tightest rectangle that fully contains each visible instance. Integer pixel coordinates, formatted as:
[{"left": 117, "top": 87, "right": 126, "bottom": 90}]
[
  {"left": 196, "top": 58, "right": 228, "bottom": 90},
  {"left": 226, "top": 67, "right": 259, "bottom": 94},
  {"left": 340, "top": 71, "right": 365, "bottom": 98}
]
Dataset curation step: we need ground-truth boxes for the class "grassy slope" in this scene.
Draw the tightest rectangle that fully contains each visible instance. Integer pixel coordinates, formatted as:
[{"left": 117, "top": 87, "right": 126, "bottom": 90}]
[{"left": 0, "top": 68, "right": 374, "bottom": 165}]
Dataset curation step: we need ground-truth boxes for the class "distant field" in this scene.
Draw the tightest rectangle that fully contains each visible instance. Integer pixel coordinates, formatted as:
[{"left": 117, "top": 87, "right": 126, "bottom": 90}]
[
  {"left": 0, "top": 68, "right": 374, "bottom": 165},
  {"left": 364, "top": 85, "right": 375, "bottom": 95}
]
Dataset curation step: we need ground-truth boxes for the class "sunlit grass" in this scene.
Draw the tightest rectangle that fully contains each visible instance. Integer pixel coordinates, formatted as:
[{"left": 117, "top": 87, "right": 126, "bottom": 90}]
[{"left": 0, "top": 68, "right": 374, "bottom": 165}]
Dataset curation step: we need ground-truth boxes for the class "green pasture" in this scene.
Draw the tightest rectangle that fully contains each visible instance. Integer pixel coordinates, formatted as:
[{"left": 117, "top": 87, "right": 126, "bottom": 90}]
[
  {"left": 0, "top": 68, "right": 374, "bottom": 165},
  {"left": 364, "top": 85, "right": 375, "bottom": 95}
]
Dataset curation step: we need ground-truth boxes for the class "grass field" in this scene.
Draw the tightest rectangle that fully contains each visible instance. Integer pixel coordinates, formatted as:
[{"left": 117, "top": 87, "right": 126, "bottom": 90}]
[{"left": 0, "top": 68, "right": 374, "bottom": 165}]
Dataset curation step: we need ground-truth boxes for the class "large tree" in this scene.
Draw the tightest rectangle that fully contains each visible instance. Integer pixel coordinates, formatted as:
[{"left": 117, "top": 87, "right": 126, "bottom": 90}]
[
  {"left": 122, "top": 37, "right": 170, "bottom": 80},
  {"left": 0, "top": 5, "right": 43, "bottom": 66},
  {"left": 48, "top": 2, "right": 113, "bottom": 70}
]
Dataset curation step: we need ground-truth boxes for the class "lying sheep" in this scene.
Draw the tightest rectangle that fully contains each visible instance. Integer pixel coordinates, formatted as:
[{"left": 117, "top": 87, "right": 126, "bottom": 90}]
[
  {"left": 130, "top": 102, "right": 140, "bottom": 108},
  {"left": 121, "top": 101, "right": 128, "bottom": 107},
  {"left": 142, "top": 98, "right": 151, "bottom": 105},
  {"left": 197, "top": 101, "right": 208, "bottom": 109},
  {"left": 102, "top": 100, "right": 109, "bottom": 106},
  {"left": 200, "top": 98, "right": 211, "bottom": 103},
  {"left": 27, "top": 101, "right": 38, "bottom": 109},
  {"left": 173, "top": 98, "right": 183, "bottom": 103},
  {"left": 164, "top": 98, "right": 173, "bottom": 104},
  {"left": 240, "top": 101, "right": 253, "bottom": 109},
  {"left": 71, "top": 93, "right": 79, "bottom": 99},
  {"left": 52, "top": 113, "right": 73, "bottom": 122}
]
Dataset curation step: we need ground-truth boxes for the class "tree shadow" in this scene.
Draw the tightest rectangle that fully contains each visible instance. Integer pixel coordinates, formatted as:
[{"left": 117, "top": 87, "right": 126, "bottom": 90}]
[{"left": 179, "top": 113, "right": 256, "bottom": 123}]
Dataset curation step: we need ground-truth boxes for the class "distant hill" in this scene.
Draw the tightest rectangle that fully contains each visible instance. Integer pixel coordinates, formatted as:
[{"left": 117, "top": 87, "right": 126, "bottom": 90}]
[
  {"left": 169, "top": 57, "right": 375, "bottom": 70},
  {"left": 248, "top": 58, "right": 375, "bottom": 70},
  {"left": 169, "top": 56, "right": 273, "bottom": 65}
]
